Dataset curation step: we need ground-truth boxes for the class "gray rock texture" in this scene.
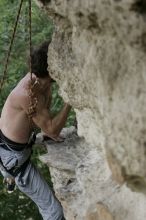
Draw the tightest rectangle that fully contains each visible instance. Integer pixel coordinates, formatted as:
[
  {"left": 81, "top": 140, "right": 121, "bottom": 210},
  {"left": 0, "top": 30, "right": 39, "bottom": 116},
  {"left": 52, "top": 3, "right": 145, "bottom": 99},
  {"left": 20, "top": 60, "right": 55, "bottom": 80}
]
[{"left": 35, "top": 0, "right": 146, "bottom": 219}]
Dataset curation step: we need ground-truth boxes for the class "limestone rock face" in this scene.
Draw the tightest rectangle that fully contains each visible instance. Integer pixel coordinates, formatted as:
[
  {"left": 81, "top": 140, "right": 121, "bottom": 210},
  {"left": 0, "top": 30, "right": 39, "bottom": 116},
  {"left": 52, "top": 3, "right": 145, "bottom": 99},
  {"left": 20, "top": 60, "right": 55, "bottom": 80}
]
[{"left": 35, "top": 0, "right": 146, "bottom": 219}]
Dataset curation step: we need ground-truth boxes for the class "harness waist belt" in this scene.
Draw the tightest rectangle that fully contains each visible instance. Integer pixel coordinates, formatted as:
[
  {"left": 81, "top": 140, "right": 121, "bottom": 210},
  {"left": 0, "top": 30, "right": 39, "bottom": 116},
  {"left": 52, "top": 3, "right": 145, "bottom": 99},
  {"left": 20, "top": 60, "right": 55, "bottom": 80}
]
[{"left": 0, "top": 130, "right": 28, "bottom": 151}]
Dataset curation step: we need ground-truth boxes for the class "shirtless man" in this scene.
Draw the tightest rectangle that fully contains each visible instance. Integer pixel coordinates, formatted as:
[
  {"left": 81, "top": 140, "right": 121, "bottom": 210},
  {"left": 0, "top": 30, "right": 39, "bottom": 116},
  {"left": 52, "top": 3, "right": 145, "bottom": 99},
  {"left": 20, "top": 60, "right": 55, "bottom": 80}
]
[{"left": 0, "top": 41, "right": 70, "bottom": 220}]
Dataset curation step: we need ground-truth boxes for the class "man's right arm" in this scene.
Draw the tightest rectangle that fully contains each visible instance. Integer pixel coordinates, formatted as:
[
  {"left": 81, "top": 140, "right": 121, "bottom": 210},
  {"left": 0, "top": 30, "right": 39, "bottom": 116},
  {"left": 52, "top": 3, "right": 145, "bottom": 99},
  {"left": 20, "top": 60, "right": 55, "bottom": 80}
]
[
  {"left": 20, "top": 93, "right": 71, "bottom": 140},
  {"left": 32, "top": 104, "right": 71, "bottom": 140}
]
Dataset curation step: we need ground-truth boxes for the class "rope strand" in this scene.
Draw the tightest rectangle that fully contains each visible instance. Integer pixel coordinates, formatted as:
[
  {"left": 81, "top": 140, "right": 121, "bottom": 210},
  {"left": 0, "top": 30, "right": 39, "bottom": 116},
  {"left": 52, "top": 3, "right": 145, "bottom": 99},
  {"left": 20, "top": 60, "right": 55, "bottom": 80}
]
[
  {"left": 29, "top": 0, "right": 32, "bottom": 82},
  {"left": 28, "top": 0, "right": 38, "bottom": 129},
  {"left": 0, "top": 0, "right": 24, "bottom": 94}
]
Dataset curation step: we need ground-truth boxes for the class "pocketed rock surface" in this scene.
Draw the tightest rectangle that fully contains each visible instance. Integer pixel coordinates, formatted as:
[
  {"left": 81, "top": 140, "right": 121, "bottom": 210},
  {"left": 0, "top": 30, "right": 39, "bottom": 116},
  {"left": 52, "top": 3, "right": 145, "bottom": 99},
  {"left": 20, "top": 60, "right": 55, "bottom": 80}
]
[{"left": 35, "top": 0, "right": 146, "bottom": 219}]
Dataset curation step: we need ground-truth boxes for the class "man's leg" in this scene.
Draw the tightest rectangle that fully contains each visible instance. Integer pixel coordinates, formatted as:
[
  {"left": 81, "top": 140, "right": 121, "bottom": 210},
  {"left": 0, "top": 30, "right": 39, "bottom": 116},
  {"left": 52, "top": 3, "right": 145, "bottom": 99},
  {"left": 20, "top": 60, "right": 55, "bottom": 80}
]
[{"left": 15, "top": 162, "right": 64, "bottom": 220}]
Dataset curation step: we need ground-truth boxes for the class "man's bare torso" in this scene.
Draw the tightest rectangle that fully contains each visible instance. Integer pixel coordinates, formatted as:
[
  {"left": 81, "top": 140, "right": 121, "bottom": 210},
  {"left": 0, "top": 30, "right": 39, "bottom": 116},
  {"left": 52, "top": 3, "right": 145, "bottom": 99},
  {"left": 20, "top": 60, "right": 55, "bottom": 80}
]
[{"left": 0, "top": 73, "right": 51, "bottom": 144}]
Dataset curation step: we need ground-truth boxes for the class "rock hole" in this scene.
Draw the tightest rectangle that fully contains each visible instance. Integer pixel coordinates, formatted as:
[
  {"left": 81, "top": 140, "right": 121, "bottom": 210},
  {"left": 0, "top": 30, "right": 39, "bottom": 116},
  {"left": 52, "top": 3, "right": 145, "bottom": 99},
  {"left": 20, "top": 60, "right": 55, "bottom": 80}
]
[
  {"left": 66, "top": 178, "right": 75, "bottom": 186},
  {"left": 131, "top": 0, "right": 146, "bottom": 14}
]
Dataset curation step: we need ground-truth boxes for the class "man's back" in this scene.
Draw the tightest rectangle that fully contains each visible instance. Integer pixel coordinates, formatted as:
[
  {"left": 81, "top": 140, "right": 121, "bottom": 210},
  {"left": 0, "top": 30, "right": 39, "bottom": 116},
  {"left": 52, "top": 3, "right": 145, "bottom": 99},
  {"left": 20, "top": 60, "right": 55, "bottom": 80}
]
[{"left": 1, "top": 74, "right": 32, "bottom": 143}]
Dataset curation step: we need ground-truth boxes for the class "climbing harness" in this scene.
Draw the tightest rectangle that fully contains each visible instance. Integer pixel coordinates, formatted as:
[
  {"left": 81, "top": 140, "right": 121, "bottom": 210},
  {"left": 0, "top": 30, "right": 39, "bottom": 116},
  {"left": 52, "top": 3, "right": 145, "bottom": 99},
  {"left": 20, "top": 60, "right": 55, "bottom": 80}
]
[
  {"left": 0, "top": 0, "right": 37, "bottom": 192},
  {"left": 0, "top": 130, "right": 36, "bottom": 193}
]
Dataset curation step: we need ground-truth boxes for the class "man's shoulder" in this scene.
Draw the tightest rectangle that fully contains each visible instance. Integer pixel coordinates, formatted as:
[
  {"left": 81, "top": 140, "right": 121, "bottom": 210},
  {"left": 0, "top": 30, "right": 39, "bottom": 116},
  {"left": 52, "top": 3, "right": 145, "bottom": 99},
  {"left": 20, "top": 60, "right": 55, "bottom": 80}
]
[{"left": 10, "top": 86, "right": 29, "bottom": 110}]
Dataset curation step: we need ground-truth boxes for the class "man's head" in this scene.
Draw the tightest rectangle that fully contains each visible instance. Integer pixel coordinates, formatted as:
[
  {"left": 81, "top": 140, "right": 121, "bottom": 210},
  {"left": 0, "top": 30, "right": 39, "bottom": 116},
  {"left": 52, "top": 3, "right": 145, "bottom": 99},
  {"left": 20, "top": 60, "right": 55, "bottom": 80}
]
[{"left": 30, "top": 41, "right": 51, "bottom": 79}]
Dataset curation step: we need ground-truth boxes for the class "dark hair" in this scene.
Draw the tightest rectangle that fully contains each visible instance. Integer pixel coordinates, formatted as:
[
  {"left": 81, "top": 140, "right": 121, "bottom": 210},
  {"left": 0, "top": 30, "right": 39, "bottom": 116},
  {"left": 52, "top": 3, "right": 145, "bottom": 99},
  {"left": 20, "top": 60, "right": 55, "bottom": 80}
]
[{"left": 30, "top": 41, "right": 51, "bottom": 78}]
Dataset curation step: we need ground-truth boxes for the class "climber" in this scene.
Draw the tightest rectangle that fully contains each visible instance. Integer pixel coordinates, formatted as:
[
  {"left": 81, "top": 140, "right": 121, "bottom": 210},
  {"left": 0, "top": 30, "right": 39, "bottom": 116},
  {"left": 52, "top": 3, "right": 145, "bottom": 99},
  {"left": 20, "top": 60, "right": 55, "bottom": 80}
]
[{"left": 0, "top": 41, "right": 70, "bottom": 220}]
